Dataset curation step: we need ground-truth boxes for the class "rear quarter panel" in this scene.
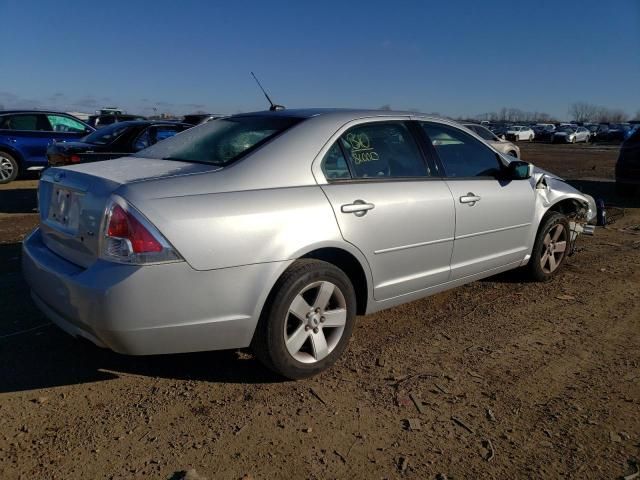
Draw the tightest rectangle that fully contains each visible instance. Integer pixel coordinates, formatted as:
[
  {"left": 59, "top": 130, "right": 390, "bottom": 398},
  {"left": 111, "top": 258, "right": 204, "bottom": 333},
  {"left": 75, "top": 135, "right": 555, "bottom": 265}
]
[{"left": 132, "top": 186, "right": 350, "bottom": 271}]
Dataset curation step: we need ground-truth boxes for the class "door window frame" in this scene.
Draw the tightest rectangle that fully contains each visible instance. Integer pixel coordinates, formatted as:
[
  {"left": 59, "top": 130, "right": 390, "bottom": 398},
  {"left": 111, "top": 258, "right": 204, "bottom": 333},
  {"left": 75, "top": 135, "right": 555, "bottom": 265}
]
[
  {"left": 415, "top": 120, "right": 509, "bottom": 181},
  {"left": 315, "top": 118, "right": 440, "bottom": 184}
]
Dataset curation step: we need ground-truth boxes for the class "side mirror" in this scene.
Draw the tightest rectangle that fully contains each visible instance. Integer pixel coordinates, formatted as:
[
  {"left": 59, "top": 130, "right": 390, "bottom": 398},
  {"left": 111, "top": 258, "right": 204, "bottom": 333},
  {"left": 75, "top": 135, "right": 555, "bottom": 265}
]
[{"left": 507, "top": 160, "right": 533, "bottom": 180}]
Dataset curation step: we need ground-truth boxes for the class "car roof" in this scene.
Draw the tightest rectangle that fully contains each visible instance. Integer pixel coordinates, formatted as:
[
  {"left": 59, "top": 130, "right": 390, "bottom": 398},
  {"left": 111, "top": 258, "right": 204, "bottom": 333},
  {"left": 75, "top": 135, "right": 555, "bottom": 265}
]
[
  {"left": 96, "top": 120, "right": 191, "bottom": 128},
  {"left": 0, "top": 109, "right": 84, "bottom": 116},
  {"left": 229, "top": 108, "right": 458, "bottom": 128}
]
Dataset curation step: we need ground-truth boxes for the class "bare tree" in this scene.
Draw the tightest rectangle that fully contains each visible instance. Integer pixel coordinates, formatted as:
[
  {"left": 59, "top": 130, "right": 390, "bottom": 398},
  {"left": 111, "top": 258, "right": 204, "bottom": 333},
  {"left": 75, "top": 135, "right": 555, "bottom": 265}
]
[{"left": 568, "top": 102, "right": 599, "bottom": 122}]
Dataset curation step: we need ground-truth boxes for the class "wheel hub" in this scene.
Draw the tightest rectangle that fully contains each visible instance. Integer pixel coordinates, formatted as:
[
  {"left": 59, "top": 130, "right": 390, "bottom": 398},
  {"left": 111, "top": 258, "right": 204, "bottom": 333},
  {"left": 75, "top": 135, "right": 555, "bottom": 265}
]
[{"left": 284, "top": 280, "right": 347, "bottom": 364}]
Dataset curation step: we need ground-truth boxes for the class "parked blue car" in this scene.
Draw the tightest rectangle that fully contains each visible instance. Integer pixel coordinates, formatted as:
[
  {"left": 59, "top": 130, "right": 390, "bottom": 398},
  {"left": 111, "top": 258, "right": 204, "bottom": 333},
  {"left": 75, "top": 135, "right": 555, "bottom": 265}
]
[{"left": 0, "top": 110, "right": 94, "bottom": 184}]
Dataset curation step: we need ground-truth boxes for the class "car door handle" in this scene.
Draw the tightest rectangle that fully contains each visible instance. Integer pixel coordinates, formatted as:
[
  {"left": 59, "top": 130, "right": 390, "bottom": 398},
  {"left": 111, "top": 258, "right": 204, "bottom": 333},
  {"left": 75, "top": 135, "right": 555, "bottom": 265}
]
[
  {"left": 459, "top": 193, "right": 481, "bottom": 206},
  {"left": 341, "top": 200, "right": 375, "bottom": 217}
]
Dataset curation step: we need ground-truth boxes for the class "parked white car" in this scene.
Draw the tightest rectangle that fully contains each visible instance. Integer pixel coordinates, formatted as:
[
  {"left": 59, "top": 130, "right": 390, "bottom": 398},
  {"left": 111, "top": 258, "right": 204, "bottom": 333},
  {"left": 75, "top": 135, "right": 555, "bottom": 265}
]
[{"left": 506, "top": 126, "right": 535, "bottom": 142}]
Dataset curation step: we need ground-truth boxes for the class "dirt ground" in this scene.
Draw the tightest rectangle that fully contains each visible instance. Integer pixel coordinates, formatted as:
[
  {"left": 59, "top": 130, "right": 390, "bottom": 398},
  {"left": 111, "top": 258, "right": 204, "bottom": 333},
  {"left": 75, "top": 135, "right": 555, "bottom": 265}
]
[{"left": 1, "top": 143, "right": 639, "bottom": 480}]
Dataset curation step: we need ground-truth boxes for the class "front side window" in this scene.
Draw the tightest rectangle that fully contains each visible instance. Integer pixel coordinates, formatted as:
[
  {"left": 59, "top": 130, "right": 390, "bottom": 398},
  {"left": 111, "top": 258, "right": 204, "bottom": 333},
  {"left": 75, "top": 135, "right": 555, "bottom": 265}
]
[
  {"left": 135, "top": 116, "right": 302, "bottom": 166},
  {"left": 331, "top": 122, "right": 428, "bottom": 179},
  {"left": 422, "top": 122, "right": 503, "bottom": 178},
  {"left": 46, "top": 115, "right": 87, "bottom": 133}
]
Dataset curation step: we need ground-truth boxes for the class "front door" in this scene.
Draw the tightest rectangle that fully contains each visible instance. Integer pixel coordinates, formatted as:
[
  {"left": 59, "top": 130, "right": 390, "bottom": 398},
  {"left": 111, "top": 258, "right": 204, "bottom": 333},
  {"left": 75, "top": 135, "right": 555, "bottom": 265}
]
[
  {"left": 319, "top": 120, "right": 456, "bottom": 301},
  {"left": 420, "top": 121, "right": 536, "bottom": 280}
]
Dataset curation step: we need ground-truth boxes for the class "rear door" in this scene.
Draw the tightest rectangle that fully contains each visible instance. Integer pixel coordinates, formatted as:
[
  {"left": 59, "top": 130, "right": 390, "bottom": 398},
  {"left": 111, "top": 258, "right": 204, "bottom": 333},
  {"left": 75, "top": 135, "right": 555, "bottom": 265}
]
[
  {"left": 419, "top": 121, "right": 535, "bottom": 280},
  {"left": 319, "top": 119, "right": 455, "bottom": 301},
  {"left": 0, "top": 114, "right": 53, "bottom": 167}
]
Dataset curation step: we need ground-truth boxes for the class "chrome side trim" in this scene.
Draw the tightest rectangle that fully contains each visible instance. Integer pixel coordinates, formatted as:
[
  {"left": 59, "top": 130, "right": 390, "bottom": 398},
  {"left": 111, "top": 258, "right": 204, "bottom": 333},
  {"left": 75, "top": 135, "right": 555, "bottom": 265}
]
[
  {"left": 455, "top": 222, "right": 531, "bottom": 240},
  {"left": 27, "top": 166, "right": 45, "bottom": 171},
  {"left": 374, "top": 237, "right": 454, "bottom": 255}
]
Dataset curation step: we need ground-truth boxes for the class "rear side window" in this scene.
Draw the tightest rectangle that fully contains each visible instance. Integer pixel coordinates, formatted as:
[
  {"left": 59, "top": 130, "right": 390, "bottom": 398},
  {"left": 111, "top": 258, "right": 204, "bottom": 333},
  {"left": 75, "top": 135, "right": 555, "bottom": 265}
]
[
  {"left": 322, "top": 143, "right": 351, "bottom": 180},
  {"left": 135, "top": 116, "right": 302, "bottom": 166},
  {"left": 2, "top": 114, "right": 50, "bottom": 131},
  {"left": 422, "top": 122, "right": 503, "bottom": 178},
  {"left": 328, "top": 122, "right": 428, "bottom": 179}
]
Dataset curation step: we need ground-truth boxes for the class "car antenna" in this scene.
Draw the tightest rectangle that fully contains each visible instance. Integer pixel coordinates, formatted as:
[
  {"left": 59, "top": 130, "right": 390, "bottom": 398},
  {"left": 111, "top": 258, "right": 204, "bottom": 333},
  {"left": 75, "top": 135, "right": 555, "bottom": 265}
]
[{"left": 251, "top": 72, "right": 285, "bottom": 111}]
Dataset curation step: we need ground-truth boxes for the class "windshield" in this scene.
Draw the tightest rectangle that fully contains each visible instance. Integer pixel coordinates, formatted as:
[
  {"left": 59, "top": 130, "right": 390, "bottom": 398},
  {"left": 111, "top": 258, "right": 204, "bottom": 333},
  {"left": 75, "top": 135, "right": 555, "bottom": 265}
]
[
  {"left": 83, "top": 123, "right": 131, "bottom": 145},
  {"left": 557, "top": 127, "right": 576, "bottom": 133},
  {"left": 135, "top": 116, "right": 303, "bottom": 166}
]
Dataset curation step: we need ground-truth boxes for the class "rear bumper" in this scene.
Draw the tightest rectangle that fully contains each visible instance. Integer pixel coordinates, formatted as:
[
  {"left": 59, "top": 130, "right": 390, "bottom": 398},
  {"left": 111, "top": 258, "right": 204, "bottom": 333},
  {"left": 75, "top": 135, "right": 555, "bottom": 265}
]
[{"left": 22, "top": 228, "right": 287, "bottom": 355}]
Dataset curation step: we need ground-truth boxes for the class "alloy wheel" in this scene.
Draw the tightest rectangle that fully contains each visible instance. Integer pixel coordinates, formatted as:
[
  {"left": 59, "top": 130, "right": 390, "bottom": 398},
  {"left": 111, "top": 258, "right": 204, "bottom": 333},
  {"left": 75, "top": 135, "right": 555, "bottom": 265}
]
[
  {"left": 540, "top": 224, "right": 568, "bottom": 274},
  {"left": 0, "top": 156, "right": 15, "bottom": 181},
  {"left": 284, "top": 281, "right": 347, "bottom": 364}
]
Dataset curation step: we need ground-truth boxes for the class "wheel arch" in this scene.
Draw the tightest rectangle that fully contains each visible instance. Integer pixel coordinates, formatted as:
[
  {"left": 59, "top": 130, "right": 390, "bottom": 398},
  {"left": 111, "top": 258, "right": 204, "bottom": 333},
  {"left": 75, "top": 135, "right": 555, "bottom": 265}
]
[
  {"left": 546, "top": 197, "right": 588, "bottom": 218},
  {"left": 300, "top": 247, "right": 370, "bottom": 315},
  {"left": 0, "top": 145, "right": 24, "bottom": 168}
]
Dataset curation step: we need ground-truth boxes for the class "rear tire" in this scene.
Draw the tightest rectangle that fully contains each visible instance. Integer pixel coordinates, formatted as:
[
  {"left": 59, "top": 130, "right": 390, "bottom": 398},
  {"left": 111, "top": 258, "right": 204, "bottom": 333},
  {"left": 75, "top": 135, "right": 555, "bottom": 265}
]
[
  {"left": 0, "top": 152, "right": 19, "bottom": 184},
  {"left": 252, "top": 259, "right": 357, "bottom": 379},
  {"left": 526, "top": 212, "right": 570, "bottom": 282}
]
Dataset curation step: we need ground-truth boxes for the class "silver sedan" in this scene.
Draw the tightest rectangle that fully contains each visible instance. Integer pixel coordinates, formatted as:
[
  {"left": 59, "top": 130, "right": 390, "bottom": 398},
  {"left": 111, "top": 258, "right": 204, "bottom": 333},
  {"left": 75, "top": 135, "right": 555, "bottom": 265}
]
[{"left": 23, "top": 109, "right": 597, "bottom": 379}]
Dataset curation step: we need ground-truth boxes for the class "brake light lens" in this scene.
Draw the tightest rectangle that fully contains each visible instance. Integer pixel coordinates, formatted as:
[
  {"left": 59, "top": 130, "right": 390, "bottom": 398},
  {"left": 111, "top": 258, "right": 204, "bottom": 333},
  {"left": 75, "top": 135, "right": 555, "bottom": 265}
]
[
  {"left": 69, "top": 154, "right": 81, "bottom": 163},
  {"left": 107, "top": 204, "right": 162, "bottom": 253},
  {"left": 101, "top": 198, "right": 181, "bottom": 264}
]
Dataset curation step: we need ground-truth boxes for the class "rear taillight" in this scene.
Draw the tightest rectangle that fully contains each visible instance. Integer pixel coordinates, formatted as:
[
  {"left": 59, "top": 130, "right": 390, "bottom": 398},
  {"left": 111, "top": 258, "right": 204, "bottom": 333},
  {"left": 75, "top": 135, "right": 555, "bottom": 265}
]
[
  {"left": 70, "top": 154, "right": 81, "bottom": 163},
  {"left": 101, "top": 197, "right": 181, "bottom": 264}
]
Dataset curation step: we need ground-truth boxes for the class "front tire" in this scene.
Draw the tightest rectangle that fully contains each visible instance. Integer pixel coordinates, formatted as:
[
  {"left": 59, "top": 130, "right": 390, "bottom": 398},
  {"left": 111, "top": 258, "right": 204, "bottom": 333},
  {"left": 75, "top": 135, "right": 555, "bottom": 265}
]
[
  {"left": 252, "top": 259, "right": 357, "bottom": 379},
  {"left": 526, "top": 212, "right": 571, "bottom": 282},
  {"left": 0, "top": 152, "right": 19, "bottom": 184}
]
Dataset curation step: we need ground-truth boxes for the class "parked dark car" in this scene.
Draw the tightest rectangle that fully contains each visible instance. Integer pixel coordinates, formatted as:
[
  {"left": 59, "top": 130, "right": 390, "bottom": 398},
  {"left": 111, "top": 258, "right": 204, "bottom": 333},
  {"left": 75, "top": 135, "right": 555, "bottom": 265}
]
[
  {"left": 532, "top": 124, "right": 555, "bottom": 142},
  {"left": 616, "top": 128, "right": 640, "bottom": 195},
  {"left": 0, "top": 110, "right": 94, "bottom": 183},
  {"left": 182, "top": 113, "right": 224, "bottom": 126},
  {"left": 602, "top": 124, "right": 633, "bottom": 143},
  {"left": 87, "top": 114, "right": 147, "bottom": 129},
  {"left": 489, "top": 125, "right": 510, "bottom": 139},
  {"left": 47, "top": 121, "right": 190, "bottom": 167}
]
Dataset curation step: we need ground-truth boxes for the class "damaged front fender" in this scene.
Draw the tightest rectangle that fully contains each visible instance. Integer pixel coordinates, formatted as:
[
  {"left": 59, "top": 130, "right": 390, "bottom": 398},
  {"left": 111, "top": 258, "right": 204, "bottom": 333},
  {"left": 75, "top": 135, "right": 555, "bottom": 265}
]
[{"left": 532, "top": 169, "right": 598, "bottom": 254}]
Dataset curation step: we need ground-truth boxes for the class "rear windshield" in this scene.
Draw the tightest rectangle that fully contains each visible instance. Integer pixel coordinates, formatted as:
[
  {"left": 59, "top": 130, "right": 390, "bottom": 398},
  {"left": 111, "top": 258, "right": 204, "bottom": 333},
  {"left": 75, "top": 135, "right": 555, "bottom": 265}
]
[
  {"left": 83, "top": 123, "right": 131, "bottom": 145},
  {"left": 135, "top": 116, "right": 303, "bottom": 166}
]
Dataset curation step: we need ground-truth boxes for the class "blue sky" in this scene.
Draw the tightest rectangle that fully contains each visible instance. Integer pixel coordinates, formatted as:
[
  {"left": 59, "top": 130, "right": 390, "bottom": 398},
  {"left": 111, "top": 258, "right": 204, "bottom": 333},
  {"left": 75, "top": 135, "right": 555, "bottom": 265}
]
[{"left": 1, "top": 0, "right": 639, "bottom": 119}]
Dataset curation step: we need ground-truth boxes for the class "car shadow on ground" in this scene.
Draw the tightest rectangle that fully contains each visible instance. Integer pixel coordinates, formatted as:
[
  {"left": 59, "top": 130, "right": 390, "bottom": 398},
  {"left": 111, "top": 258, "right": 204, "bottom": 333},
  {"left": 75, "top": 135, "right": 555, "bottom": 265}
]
[
  {"left": 0, "top": 243, "right": 282, "bottom": 394},
  {"left": 0, "top": 186, "right": 37, "bottom": 214}
]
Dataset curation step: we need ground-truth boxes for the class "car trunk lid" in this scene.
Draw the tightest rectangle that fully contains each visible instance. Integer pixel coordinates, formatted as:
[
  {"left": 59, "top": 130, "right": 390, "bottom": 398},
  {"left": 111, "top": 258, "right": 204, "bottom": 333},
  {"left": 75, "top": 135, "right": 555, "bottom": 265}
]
[{"left": 38, "top": 157, "right": 219, "bottom": 268}]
